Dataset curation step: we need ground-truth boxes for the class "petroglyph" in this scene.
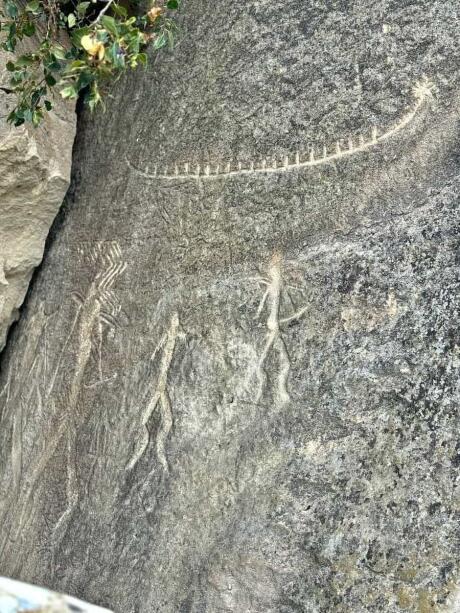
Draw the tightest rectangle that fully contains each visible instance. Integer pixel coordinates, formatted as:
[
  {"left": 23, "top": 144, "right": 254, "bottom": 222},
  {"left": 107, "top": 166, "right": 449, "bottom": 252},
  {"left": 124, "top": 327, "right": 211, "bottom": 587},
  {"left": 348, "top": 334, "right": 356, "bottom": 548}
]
[
  {"left": 251, "top": 253, "right": 307, "bottom": 406},
  {"left": 0, "top": 371, "right": 11, "bottom": 403},
  {"left": 0, "top": 242, "right": 126, "bottom": 558},
  {"left": 51, "top": 429, "right": 78, "bottom": 553},
  {"left": 127, "top": 78, "right": 435, "bottom": 181},
  {"left": 0, "top": 260, "right": 7, "bottom": 286},
  {"left": 127, "top": 313, "right": 184, "bottom": 474},
  {"left": 74, "top": 241, "right": 126, "bottom": 383},
  {"left": 46, "top": 241, "right": 126, "bottom": 396},
  {"left": 56, "top": 244, "right": 123, "bottom": 386},
  {"left": 11, "top": 408, "right": 23, "bottom": 491}
]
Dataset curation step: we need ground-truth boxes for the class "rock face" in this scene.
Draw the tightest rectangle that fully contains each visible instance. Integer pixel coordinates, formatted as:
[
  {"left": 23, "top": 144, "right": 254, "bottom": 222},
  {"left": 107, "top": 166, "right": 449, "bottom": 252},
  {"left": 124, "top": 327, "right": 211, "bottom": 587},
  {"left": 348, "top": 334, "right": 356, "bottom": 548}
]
[
  {"left": 1, "top": 1, "right": 460, "bottom": 611},
  {"left": 0, "top": 47, "right": 76, "bottom": 350}
]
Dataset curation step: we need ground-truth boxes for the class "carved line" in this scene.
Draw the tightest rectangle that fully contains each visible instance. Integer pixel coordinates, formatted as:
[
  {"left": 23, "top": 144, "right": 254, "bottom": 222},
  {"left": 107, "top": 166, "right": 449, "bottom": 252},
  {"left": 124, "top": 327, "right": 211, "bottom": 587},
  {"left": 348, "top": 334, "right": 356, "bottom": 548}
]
[
  {"left": 127, "top": 312, "right": 183, "bottom": 474},
  {"left": 2, "top": 243, "right": 127, "bottom": 553},
  {"left": 11, "top": 409, "right": 23, "bottom": 491},
  {"left": 51, "top": 428, "right": 78, "bottom": 553},
  {"left": 127, "top": 78, "right": 435, "bottom": 181},
  {"left": 47, "top": 242, "right": 125, "bottom": 398},
  {"left": 75, "top": 242, "right": 126, "bottom": 385},
  {"left": 255, "top": 253, "right": 290, "bottom": 406},
  {"left": 253, "top": 253, "right": 307, "bottom": 407}
]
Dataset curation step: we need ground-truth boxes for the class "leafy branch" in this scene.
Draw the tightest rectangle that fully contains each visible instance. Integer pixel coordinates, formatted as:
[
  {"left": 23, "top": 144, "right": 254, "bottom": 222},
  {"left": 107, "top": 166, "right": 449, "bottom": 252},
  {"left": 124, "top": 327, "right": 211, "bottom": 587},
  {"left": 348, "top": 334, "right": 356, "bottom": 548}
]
[{"left": 0, "top": 0, "right": 180, "bottom": 125}]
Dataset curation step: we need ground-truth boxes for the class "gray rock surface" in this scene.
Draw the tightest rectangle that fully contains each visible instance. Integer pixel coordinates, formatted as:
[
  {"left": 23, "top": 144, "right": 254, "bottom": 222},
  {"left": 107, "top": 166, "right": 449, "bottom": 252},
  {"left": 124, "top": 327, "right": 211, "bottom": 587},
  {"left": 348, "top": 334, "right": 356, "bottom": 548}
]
[
  {"left": 0, "top": 37, "right": 76, "bottom": 350},
  {"left": 1, "top": 1, "right": 460, "bottom": 611}
]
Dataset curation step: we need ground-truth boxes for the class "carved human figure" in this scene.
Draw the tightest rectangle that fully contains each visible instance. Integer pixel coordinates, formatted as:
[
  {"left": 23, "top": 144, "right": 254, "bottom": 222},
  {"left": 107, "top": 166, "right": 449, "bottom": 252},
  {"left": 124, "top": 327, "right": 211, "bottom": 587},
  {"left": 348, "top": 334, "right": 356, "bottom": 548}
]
[
  {"left": 252, "top": 253, "right": 307, "bottom": 407},
  {"left": 127, "top": 312, "right": 184, "bottom": 474}
]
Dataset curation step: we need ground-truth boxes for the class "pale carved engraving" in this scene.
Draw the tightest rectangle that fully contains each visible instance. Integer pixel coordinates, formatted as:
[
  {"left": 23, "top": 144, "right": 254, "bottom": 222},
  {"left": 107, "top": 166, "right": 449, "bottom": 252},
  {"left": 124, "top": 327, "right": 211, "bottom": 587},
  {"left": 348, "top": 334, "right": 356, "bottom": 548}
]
[
  {"left": 127, "top": 78, "right": 435, "bottom": 181},
  {"left": 0, "top": 303, "right": 48, "bottom": 498},
  {"left": 127, "top": 312, "right": 184, "bottom": 474},
  {"left": 46, "top": 241, "right": 126, "bottom": 395},
  {"left": 0, "top": 259, "right": 8, "bottom": 286},
  {"left": 0, "top": 241, "right": 127, "bottom": 559},
  {"left": 51, "top": 429, "right": 78, "bottom": 554},
  {"left": 250, "top": 253, "right": 307, "bottom": 406},
  {"left": 48, "top": 241, "right": 126, "bottom": 549},
  {"left": 74, "top": 241, "right": 126, "bottom": 386}
]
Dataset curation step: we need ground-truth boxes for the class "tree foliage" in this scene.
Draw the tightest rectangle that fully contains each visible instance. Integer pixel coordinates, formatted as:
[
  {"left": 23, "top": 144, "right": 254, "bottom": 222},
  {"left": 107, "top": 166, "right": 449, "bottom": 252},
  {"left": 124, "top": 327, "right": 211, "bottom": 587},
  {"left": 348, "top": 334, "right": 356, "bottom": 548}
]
[{"left": 0, "top": 0, "right": 180, "bottom": 125}]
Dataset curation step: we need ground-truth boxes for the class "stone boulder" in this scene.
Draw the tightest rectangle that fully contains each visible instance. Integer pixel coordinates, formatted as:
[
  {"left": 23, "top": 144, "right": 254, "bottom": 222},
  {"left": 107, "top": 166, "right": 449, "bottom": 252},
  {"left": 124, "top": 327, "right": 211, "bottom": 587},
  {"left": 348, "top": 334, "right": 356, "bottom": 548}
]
[{"left": 0, "top": 37, "right": 76, "bottom": 350}]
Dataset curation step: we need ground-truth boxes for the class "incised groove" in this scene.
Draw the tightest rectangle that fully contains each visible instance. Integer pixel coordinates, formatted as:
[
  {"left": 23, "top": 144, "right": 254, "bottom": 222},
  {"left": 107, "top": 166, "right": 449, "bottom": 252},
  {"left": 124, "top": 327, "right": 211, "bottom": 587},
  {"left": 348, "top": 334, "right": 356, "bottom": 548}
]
[
  {"left": 127, "top": 78, "right": 435, "bottom": 182},
  {"left": 127, "top": 312, "right": 184, "bottom": 474}
]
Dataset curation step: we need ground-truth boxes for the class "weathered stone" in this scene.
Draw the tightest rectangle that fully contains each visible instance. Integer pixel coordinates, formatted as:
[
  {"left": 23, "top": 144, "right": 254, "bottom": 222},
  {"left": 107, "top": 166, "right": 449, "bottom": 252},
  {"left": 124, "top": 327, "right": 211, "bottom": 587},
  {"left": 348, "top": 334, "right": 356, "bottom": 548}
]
[
  {"left": 1, "top": 1, "right": 460, "bottom": 611},
  {"left": 0, "top": 40, "right": 76, "bottom": 350}
]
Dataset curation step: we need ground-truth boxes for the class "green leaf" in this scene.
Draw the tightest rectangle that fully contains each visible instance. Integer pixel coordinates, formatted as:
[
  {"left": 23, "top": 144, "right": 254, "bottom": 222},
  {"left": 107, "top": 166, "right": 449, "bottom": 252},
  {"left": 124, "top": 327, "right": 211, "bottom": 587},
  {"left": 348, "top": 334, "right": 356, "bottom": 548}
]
[
  {"left": 22, "top": 21, "right": 36, "bottom": 36},
  {"left": 32, "top": 109, "right": 43, "bottom": 126},
  {"left": 31, "top": 90, "right": 41, "bottom": 106},
  {"left": 15, "top": 54, "right": 34, "bottom": 67},
  {"left": 76, "top": 1, "right": 90, "bottom": 15},
  {"left": 60, "top": 85, "right": 78, "bottom": 99},
  {"left": 67, "top": 12, "right": 76, "bottom": 27},
  {"left": 51, "top": 45, "right": 67, "bottom": 59},
  {"left": 10, "top": 70, "right": 25, "bottom": 84},
  {"left": 153, "top": 32, "right": 166, "bottom": 49},
  {"left": 44, "top": 100, "right": 53, "bottom": 111},
  {"left": 25, "top": 0, "right": 40, "bottom": 12},
  {"left": 167, "top": 0, "right": 178, "bottom": 8},
  {"left": 124, "top": 32, "right": 140, "bottom": 54},
  {"left": 107, "top": 41, "right": 121, "bottom": 67},
  {"left": 65, "top": 47, "right": 79, "bottom": 60},
  {"left": 39, "top": 38, "right": 51, "bottom": 51},
  {"left": 69, "top": 59, "right": 87, "bottom": 69},
  {"left": 97, "top": 29, "right": 109, "bottom": 43},
  {"left": 5, "top": 2, "right": 18, "bottom": 19},
  {"left": 76, "top": 70, "right": 94, "bottom": 89},
  {"left": 45, "top": 73, "right": 57, "bottom": 86},
  {"left": 101, "top": 15, "right": 118, "bottom": 36},
  {"left": 6, "top": 61, "right": 16, "bottom": 71},
  {"left": 8, "top": 110, "right": 24, "bottom": 126},
  {"left": 137, "top": 52, "right": 147, "bottom": 65},
  {"left": 71, "top": 26, "right": 91, "bottom": 47},
  {"left": 3, "top": 40, "right": 15, "bottom": 52},
  {"left": 111, "top": 3, "right": 127, "bottom": 17},
  {"left": 44, "top": 57, "right": 62, "bottom": 72},
  {"left": 87, "top": 83, "right": 102, "bottom": 112}
]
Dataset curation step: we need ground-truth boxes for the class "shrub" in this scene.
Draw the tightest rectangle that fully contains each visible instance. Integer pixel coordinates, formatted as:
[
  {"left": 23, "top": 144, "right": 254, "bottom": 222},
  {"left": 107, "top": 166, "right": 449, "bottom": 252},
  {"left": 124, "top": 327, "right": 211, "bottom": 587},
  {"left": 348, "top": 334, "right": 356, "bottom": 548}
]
[{"left": 0, "top": 0, "right": 180, "bottom": 125}]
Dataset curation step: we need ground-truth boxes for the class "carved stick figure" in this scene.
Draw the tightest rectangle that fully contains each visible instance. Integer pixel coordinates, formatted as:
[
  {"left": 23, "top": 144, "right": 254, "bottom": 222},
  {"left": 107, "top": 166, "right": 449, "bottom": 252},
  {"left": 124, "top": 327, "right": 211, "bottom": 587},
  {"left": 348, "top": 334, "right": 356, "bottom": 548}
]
[
  {"left": 128, "top": 312, "right": 184, "bottom": 474},
  {"left": 253, "top": 253, "right": 307, "bottom": 407}
]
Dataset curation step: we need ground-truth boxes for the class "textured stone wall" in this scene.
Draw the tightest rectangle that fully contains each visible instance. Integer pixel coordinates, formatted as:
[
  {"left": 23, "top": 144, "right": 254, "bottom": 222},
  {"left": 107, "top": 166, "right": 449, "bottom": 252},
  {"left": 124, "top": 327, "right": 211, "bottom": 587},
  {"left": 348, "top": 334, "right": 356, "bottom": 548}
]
[{"left": 1, "top": 1, "right": 460, "bottom": 611}]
